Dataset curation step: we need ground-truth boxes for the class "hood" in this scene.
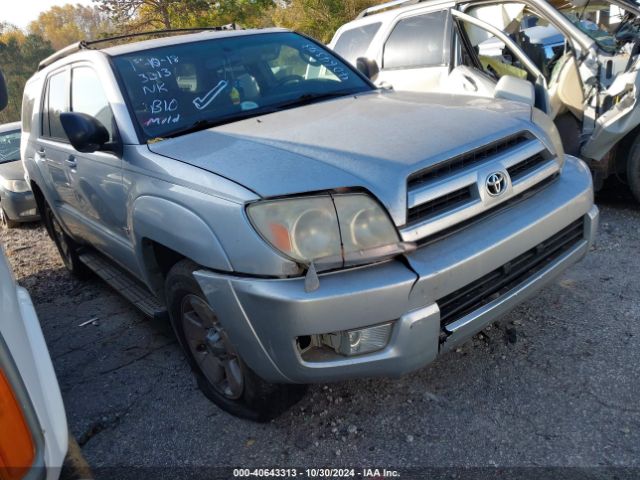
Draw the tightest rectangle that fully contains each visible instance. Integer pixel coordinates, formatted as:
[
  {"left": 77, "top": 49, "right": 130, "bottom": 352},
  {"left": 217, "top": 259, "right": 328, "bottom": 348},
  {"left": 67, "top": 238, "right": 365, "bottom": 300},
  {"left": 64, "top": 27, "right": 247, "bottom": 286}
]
[
  {"left": 0, "top": 160, "right": 26, "bottom": 181},
  {"left": 149, "top": 90, "right": 532, "bottom": 225}
]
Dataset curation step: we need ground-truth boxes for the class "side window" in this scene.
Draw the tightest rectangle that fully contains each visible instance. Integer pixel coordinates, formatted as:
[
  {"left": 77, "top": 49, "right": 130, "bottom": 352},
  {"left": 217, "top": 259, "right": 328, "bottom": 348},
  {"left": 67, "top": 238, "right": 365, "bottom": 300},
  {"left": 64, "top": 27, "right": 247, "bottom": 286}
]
[
  {"left": 21, "top": 86, "right": 36, "bottom": 133},
  {"left": 461, "top": 21, "right": 529, "bottom": 81},
  {"left": 71, "top": 67, "right": 116, "bottom": 142},
  {"left": 465, "top": 4, "right": 566, "bottom": 81},
  {"left": 43, "top": 71, "right": 69, "bottom": 140},
  {"left": 383, "top": 11, "right": 448, "bottom": 69},
  {"left": 333, "top": 23, "right": 382, "bottom": 65}
]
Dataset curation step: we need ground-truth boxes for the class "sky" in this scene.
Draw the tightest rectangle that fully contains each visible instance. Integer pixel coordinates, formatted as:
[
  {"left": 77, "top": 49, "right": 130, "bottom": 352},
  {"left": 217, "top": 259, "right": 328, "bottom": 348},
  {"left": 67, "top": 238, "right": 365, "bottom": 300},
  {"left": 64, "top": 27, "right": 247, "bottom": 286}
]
[{"left": 2, "top": 0, "right": 94, "bottom": 30}]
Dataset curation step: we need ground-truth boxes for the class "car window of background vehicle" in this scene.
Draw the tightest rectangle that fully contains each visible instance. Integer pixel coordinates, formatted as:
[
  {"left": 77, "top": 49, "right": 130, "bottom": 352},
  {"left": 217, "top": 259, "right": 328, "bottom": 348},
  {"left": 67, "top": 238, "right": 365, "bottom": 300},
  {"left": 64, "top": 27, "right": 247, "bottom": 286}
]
[
  {"left": 333, "top": 23, "right": 382, "bottom": 65},
  {"left": 0, "top": 130, "right": 21, "bottom": 163},
  {"left": 383, "top": 11, "right": 448, "bottom": 69}
]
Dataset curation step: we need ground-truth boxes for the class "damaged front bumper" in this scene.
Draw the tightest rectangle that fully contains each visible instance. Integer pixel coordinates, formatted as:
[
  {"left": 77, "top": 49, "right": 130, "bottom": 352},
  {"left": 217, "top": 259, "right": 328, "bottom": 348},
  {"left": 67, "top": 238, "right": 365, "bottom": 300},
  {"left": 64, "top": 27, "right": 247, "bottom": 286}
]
[{"left": 194, "top": 157, "right": 598, "bottom": 384}]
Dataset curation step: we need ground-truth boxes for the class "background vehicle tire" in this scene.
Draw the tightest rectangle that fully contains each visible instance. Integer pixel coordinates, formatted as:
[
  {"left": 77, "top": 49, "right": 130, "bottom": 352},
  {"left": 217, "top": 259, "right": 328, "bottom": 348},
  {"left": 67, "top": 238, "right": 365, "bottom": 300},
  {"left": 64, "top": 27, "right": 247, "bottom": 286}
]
[
  {"left": 0, "top": 208, "right": 19, "bottom": 229},
  {"left": 627, "top": 136, "right": 640, "bottom": 203},
  {"left": 43, "top": 203, "right": 90, "bottom": 278},
  {"left": 165, "top": 259, "right": 306, "bottom": 422},
  {"left": 554, "top": 113, "right": 581, "bottom": 157}
]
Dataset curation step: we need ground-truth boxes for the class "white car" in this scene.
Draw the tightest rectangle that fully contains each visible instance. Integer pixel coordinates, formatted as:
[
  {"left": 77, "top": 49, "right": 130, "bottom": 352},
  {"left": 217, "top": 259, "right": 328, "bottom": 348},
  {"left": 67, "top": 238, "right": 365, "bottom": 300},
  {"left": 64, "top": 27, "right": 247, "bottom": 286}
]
[
  {"left": 0, "top": 71, "right": 68, "bottom": 479},
  {"left": 0, "top": 249, "right": 68, "bottom": 480},
  {"left": 330, "top": 0, "right": 640, "bottom": 202}
]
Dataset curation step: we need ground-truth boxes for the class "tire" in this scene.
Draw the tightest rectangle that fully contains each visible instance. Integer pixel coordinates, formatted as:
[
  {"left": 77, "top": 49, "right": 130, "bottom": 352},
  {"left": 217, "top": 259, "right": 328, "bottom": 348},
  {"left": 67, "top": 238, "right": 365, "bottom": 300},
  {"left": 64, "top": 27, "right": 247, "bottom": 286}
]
[
  {"left": 554, "top": 113, "right": 581, "bottom": 157},
  {"left": 0, "top": 208, "right": 19, "bottom": 229},
  {"left": 43, "top": 202, "right": 90, "bottom": 279},
  {"left": 165, "top": 259, "right": 306, "bottom": 421},
  {"left": 627, "top": 135, "right": 640, "bottom": 203}
]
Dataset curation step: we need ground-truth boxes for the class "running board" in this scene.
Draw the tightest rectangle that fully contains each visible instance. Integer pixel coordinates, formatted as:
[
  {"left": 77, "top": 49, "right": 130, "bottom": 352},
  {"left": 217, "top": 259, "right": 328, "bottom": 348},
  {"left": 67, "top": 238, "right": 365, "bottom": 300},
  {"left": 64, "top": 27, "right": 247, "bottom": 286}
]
[{"left": 79, "top": 251, "right": 168, "bottom": 320}]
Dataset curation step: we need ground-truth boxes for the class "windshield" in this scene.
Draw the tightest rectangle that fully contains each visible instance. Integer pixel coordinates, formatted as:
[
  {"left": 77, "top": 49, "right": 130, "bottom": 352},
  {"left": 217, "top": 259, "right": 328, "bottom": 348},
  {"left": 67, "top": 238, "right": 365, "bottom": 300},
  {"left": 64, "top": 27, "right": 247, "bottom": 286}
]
[
  {"left": 0, "top": 129, "right": 20, "bottom": 164},
  {"left": 113, "top": 32, "right": 372, "bottom": 139},
  {"left": 558, "top": 1, "right": 640, "bottom": 53}
]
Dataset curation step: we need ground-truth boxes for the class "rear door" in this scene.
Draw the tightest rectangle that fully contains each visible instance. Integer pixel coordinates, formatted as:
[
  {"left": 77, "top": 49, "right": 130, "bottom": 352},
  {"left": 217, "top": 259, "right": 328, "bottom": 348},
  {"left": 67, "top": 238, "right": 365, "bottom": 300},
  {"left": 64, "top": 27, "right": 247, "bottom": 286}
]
[{"left": 38, "top": 68, "right": 80, "bottom": 228}]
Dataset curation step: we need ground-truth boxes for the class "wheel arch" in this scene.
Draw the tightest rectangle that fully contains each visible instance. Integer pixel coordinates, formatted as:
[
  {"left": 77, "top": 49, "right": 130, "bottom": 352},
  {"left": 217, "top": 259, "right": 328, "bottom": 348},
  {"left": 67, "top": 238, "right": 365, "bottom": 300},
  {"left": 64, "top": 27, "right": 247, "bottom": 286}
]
[{"left": 131, "top": 196, "right": 233, "bottom": 299}]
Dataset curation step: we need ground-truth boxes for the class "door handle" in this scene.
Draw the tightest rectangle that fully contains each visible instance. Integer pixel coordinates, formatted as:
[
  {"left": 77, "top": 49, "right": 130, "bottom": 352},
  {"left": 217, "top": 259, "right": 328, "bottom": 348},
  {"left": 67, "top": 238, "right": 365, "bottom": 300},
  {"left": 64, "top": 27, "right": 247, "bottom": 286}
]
[
  {"left": 36, "top": 148, "right": 46, "bottom": 158},
  {"left": 65, "top": 155, "right": 77, "bottom": 168},
  {"left": 463, "top": 75, "right": 478, "bottom": 92}
]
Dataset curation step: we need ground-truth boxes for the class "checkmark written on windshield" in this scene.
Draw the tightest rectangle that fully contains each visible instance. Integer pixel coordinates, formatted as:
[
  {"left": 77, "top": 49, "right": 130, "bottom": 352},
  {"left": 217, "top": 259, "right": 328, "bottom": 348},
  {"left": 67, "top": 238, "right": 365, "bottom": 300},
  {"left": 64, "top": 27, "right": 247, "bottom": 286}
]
[{"left": 193, "top": 80, "right": 229, "bottom": 110}]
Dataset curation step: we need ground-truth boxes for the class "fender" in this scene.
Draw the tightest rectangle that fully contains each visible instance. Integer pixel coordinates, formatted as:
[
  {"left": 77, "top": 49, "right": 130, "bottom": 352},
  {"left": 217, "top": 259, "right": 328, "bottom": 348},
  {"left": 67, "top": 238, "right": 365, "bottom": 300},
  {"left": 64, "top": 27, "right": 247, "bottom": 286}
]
[
  {"left": 23, "top": 156, "right": 54, "bottom": 206},
  {"left": 131, "top": 196, "right": 233, "bottom": 289}
]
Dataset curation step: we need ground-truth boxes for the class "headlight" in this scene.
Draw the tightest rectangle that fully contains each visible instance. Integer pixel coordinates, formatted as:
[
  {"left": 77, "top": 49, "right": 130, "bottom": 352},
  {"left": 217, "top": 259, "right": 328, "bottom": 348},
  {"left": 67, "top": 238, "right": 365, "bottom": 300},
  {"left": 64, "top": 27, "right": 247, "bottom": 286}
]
[
  {"left": 333, "top": 194, "right": 402, "bottom": 263},
  {"left": 532, "top": 107, "right": 565, "bottom": 165},
  {"left": 0, "top": 179, "right": 30, "bottom": 193},
  {"left": 247, "top": 193, "right": 406, "bottom": 268}
]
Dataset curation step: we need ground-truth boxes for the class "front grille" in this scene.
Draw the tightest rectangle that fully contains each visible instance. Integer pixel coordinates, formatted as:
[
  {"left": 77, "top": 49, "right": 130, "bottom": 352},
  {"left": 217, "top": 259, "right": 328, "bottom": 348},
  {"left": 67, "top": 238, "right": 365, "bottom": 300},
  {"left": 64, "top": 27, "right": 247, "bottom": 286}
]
[
  {"left": 438, "top": 218, "right": 584, "bottom": 328},
  {"left": 507, "top": 153, "right": 548, "bottom": 182},
  {"left": 407, "top": 186, "right": 472, "bottom": 225},
  {"left": 416, "top": 173, "right": 558, "bottom": 247},
  {"left": 408, "top": 134, "right": 529, "bottom": 189}
]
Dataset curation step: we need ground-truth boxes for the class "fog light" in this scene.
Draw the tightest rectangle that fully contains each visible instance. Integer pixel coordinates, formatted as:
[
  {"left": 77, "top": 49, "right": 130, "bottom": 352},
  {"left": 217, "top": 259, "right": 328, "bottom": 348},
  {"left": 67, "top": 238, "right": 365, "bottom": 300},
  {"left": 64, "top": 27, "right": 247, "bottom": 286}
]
[{"left": 321, "top": 323, "right": 393, "bottom": 356}]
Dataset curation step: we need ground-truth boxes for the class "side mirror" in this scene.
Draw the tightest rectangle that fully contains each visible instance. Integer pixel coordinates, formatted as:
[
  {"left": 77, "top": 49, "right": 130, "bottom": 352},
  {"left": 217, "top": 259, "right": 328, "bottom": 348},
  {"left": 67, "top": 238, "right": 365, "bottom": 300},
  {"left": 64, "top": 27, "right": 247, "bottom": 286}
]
[
  {"left": 60, "top": 112, "right": 110, "bottom": 153},
  {"left": 0, "top": 70, "right": 8, "bottom": 112},
  {"left": 356, "top": 57, "right": 380, "bottom": 82},
  {"left": 493, "top": 75, "right": 535, "bottom": 108}
]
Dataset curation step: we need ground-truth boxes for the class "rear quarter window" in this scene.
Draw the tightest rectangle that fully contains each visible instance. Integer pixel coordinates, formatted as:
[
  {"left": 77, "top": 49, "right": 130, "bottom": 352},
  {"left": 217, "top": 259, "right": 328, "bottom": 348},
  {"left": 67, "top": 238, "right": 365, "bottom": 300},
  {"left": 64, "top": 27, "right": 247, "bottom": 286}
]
[
  {"left": 383, "top": 11, "right": 448, "bottom": 69},
  {"left": 333, "top": 23, "right": 382, "bottom": 65}
]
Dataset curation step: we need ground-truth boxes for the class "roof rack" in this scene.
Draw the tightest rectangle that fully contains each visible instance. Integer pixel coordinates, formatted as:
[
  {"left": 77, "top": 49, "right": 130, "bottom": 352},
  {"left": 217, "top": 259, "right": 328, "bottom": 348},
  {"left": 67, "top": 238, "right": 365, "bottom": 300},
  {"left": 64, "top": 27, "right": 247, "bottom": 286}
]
[
  {"left": 356, "top": 0, "right": 427, "bottom": 18},
  {"left": 37, "top": 24, "right": 240, "bottom": 71}
]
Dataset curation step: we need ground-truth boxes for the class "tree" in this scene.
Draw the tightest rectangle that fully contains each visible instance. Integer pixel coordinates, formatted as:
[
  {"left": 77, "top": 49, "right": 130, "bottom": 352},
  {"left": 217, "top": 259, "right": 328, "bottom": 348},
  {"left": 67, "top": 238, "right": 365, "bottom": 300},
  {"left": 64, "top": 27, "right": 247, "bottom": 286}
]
[
  {"left": 271, "top": 0, "right": 387, "bottom": 43},
  {"left": 0, "top": 30, "right": 54, "bottom": 123},
  {"left": 93, "top": 0, "right": 187, "bottom": 29},
  {"left": 28, "top": 4, "right": 114, "bottom": 50},
  {"left": 93, "top": 0, "right": 276, "bottom": 30},
  {"left": 170, "top": 0, "right": 276, "bottom": 28}
]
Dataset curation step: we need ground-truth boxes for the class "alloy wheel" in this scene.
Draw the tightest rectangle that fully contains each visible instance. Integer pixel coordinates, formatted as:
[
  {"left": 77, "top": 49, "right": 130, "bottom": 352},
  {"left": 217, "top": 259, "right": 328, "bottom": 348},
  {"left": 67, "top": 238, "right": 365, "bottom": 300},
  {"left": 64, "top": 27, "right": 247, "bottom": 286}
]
[{"left": 180, "top": 294, "right": 244, "bottom": 399}]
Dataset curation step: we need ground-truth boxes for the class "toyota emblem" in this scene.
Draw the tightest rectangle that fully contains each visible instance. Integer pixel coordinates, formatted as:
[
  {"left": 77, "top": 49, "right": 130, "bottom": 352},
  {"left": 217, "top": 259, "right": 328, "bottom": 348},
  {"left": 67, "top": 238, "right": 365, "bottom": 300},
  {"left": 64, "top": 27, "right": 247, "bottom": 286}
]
[{"left": 486, "top": 172, "right": 508, "bottom": 197}]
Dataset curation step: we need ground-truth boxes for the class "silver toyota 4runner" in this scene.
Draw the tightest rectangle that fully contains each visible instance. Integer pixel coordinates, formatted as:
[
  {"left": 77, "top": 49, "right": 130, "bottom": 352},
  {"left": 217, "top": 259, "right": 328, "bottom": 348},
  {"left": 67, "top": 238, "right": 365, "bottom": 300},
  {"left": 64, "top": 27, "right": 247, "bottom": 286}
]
[{"left": 21, "top": 27, "right": 598, "bottom": 420}]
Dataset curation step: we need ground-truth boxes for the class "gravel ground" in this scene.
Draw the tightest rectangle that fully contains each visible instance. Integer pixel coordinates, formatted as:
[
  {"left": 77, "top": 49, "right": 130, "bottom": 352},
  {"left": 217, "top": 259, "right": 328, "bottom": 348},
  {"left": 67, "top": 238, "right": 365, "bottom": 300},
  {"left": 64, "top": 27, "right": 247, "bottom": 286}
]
[{"left": 1, "top": 190, "right": 639, "bottom": 476}]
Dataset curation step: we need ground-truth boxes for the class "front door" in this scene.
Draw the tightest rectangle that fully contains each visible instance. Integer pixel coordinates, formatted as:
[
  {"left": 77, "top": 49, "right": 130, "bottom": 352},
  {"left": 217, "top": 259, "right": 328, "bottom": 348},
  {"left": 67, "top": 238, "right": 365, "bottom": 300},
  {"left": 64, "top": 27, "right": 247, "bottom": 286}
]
[
  {"left": 65, "top": 64, "right": 130, "bottom": 266},
  {"left": 450, "top": 9, "right": 551, "bottom": 112}
]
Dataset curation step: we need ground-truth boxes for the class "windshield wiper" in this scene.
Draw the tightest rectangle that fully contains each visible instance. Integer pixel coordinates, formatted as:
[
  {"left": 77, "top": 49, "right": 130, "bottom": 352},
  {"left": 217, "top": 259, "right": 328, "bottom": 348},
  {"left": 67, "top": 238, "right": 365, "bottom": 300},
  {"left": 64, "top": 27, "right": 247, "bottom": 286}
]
[
  {"left": 159, "top": 107, "right": 280, "bottom": 139},
  {"left": 155, "top": 89, "right": 364, "bottom": 140},
  {"left": 272, "top": 89, "right": 364, "bottom": 111}
]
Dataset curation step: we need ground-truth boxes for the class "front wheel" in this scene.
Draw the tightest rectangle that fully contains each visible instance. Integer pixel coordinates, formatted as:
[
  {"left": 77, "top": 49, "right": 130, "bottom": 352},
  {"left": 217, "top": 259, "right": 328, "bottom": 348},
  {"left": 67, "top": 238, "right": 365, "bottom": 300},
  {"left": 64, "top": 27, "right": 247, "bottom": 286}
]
[
  {"left": 165, "top": 260, "right": 306, "bottom": 421},
  {"left": 627, "top": 135, "right": 640, "bottom": 203}
]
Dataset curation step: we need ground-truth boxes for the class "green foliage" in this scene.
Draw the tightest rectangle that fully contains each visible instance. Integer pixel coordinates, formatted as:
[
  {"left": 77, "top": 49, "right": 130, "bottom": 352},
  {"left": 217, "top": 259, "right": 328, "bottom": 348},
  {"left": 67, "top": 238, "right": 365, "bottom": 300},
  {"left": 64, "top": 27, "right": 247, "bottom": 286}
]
[
  {"left": 271, "top": 0, "right": 388, "bottom": 43},
  {"left": 28, "top": 4, "right": 113, "bottom": 49},
  {"left": 0, "top": 31, "right": 54, "bottom": 123},
  {"left": 91, "top": 0, "right": 383, "bottom": 39},
  {"left": 0, "top": 0, "right": 386, "bottom": 124}
]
